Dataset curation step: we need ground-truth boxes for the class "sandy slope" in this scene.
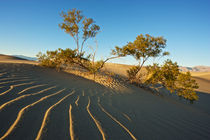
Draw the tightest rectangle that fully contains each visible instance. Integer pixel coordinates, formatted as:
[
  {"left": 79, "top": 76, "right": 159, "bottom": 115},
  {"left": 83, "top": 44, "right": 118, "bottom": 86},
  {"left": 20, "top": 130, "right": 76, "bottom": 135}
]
[{"left": 0, "top": 62, "right": 210, "bottom": 140}]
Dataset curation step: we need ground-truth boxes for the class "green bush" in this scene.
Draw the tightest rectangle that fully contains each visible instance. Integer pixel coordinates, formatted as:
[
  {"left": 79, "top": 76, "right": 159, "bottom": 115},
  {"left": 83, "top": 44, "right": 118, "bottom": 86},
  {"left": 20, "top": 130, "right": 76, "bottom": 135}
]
[
  {"left": 145, "top": 60, "right": 199, "bottom": 101},
  {"left": 127, "top": 66, "right": 140, "bottom": 81}
]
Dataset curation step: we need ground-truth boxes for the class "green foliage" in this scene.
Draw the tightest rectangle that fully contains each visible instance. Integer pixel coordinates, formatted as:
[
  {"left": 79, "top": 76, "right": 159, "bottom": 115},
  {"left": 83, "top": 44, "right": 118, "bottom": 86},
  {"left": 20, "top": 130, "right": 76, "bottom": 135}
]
[
  {"left": 112, "top": 34, "right": 169, "bottom": 82},
  {"left": 127, "top": 66, "right": 140, "bottom": 81},
  {"left": 160, "top": 60, "right": 180, "bottom": 92},
  {"left": 145, "top": 63, "right": 162, "bottom": 85},
  {"left": 145, "top": 60, "right": 199, "bottom": 101},
  {"left": 86, "top": 60, "right": 103, "bottom": 74},
  {"left": 59, "top": 8, "right": 100, "bottom": 54},
  {"left": 36, "top": 52, "right": 59, "bottom": 68},
  {"left": 112, "top": 34, "right": 168, "bottom": 59},
  {"left": 37, "top": 48, "right": 107, "bottom": 78},
  {"left": 176, "top": 72, "right": 199, "bottom": 101}
]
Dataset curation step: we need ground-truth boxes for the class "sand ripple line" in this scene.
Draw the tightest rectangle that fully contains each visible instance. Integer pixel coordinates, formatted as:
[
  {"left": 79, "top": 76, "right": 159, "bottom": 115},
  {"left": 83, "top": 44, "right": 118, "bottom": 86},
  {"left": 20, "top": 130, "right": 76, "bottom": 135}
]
[
  {"left": 0, "top": 86, "right": 14, "bottom": 96},
  {"left": 0, "top": 86, "right": 57, "bottom": 111},
  {"left": 0, "top": 77, "right": 19, "bottom": 82},
  {"left": 35, "top": 91, "right": 75, "bottom": 140},
  {"left": 0, "top": 88, "right": 65, "bottom": 140},
  {"left": 99, "top": 97, "right": 132, "bottom": 122},
  {"left": 32, "top": 86, "right": 57, "bottom": 96},
  {"left": 122, "top": 113, "right": 132, "bottom": 121},
  {"left": 75, "top": 95, "right": 80, "bottom": 106},
  {"left": 98, "top": 99, "right": 137, "bottom": 140},
  {"left": 17, "top": 84, "right": 46, "bottom": 95},
  {"left": 69, "top": 104, "right": 74, "bottom": 140},
  {"left": 0, "top": 77, "right": 29, "bottom": 82},
  {"left": 87, "top": 97, "right": 106, "bottom": 140},
  {"left": 0, "top": 82, "right": 35, "bottom": 96},
  {"left": 0, "top": 79, "right": 31, "bottom": 85}
]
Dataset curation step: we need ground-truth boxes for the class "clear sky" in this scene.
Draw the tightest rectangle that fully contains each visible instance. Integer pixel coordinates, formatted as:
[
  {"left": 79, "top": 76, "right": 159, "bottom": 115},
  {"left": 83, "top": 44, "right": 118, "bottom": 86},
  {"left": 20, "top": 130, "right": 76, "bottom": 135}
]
[{"left": 0, "top": 0, "right": 209, "bottom": 66}]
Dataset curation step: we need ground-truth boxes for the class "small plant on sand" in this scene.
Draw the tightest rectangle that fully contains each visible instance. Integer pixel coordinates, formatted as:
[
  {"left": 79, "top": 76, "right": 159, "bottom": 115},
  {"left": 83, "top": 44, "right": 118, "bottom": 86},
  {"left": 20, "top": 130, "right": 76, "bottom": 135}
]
[
  {"left": 37, "top": 48, "right": 80, "bottom": 70},
  {"left": 126, "top": 66, "right": 140, "bottom": 82},
  {"left": 36, "top": 51, "right": 61, "bottom": 69},
  {"left": 176, "top": 72, "right": 199, "bottom": 101}
]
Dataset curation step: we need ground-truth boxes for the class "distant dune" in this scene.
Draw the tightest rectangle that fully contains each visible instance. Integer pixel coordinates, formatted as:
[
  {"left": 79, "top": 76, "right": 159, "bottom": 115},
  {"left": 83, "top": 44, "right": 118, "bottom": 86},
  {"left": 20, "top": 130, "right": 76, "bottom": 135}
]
[
  {"left": 0, "top": 54, "right": 37, "bottom": 65},
  {"left": 179, "top": 66, "right": 210, "bottom": 72},
  {"left": 12, "top": 55, "right": 37, "bottom": 61},
  {"left": 191, "top": 72, "right": 210, "bottom": 93},
  {"left": 0, "top": 54, "right": 27, "bottom": 60}
]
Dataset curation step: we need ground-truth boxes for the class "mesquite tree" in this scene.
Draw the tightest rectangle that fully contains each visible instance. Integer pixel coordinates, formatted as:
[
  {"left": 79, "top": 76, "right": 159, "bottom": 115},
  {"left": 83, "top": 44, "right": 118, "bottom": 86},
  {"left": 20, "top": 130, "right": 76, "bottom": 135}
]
[
  {"left": 38, "top": 9, "right": 119, "bottom": 79},
  {"left": 59, "top": 9, "right": 100, "bottom": 55},
  {"left": 112, "top": 34, "right": 169, "bottom": 82}
]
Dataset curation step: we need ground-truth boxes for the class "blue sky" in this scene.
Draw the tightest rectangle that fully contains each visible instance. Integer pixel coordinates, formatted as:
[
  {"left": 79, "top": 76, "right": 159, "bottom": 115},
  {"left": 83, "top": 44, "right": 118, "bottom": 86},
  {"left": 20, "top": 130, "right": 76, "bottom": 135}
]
[{"left": 0, "top": 0, "right": 209, "bottom": 66}]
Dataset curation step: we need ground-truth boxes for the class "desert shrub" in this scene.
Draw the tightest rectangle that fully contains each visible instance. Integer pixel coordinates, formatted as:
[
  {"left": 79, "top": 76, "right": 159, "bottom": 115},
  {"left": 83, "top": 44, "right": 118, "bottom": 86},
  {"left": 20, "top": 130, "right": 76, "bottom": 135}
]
[
  {"left": 36, "top": 52, "right": 58, "bottom": 68},
  {"left": 112, "top": 34, "right": 169, "bottom": 83},
  {"left": 37, "top": 47, "right": 113, "bottom": 79},
  {"left": 176, "top": 72, "right": 199, "bottom": 101},
  {"left": 37, "top": 48, "right": 88, "bottom": 70},
  {"left": 145, "top": 60, "right": 199, "bottom": 101},
  {"left": 86, "top": 60, "right": 103, "bottom": 74},
  {"left": 127, "top": 66, "right": 140, "bottom": 82}
]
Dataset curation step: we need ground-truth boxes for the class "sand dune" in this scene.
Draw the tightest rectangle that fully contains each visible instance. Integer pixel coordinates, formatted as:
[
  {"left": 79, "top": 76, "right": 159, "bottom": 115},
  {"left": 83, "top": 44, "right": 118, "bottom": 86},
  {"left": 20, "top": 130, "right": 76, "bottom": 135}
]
[
  {"left": 0, "top": 54, "right": 27, "bottom": 60},
  {"left": 189, "top": 72, "right": 210, "bottom": 93},
  {"left": 0, "top": 54, "right": 38, "bottom": 65},
  {"left": 0, "top": 62, "right": 210, "bottom": 140}
]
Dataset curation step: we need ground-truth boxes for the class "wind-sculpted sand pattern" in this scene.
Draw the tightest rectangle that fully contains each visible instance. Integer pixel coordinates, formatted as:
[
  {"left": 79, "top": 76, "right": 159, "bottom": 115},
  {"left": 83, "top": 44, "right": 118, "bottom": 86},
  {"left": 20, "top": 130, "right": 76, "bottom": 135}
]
[
  {"left": 97, "top": 97, "right": 137, "bottom": 140},
  {"left": 69, "top": 104, "right": 74, "bottom": 140},
  {"left": 0, "top": 63, "right": 210, "bottom": 140},
  {"left": 35, "top": 91, "right": 75, "bottom": 140},
  {"left": 0, "top": 89, "right": 66, "bottom": 139},
  {"left": 86, "top": 97, "right": 106, "bottom": 140},
  {"left": 0, "top": 85, "right": 57, "bottom": 110},
  {"left": 0, "top": 81, "right": 35, "bottom": 96}
]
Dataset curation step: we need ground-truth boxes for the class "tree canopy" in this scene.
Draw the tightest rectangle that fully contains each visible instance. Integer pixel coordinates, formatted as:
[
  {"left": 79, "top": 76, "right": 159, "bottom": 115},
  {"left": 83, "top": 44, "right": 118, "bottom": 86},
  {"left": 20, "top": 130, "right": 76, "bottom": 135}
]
[
  {"left": 112, "top": 34, "right": 169, "bottom": 81},
  {"left": 59, "top": 8, "right": 100, "bottom": 55}
]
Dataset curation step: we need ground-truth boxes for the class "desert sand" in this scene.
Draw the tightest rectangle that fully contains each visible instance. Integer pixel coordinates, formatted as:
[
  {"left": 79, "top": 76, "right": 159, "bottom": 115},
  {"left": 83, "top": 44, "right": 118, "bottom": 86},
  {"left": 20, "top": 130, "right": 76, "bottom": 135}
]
[
  {"left": 0, "top": 57, "right": 210, "bottom": 140},
  {"left": 192, "top": 72, "right": 210, "bottom": 94}
]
